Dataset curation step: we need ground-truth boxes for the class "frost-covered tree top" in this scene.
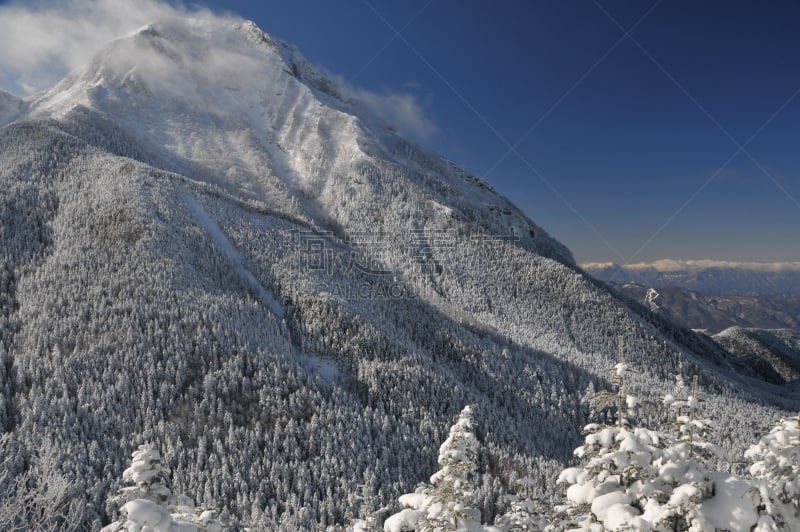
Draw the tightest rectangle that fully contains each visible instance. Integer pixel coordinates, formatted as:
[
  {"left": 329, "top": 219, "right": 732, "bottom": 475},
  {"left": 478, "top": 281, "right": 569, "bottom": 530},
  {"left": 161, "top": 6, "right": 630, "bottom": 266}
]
[
  {"left": 102, "top": 445, "right": 223, "bottom": 532},
  {"left": 118, "top": 445, "right": 171, "bottom": 504},
  {"left": 554, "top": 343, "right": 657, "bottom": 530},
  {"left": 746, "top": 414, "right": 800, "bottom": 507},
  {"left": 431, "top": 405, "right": 479, "bottom": 497},
  {"left": 556, "top": 347, "right": 785, "bottom": 532},
  {"left": 383, "top": 405, "right": 498, "bottom": 532}
]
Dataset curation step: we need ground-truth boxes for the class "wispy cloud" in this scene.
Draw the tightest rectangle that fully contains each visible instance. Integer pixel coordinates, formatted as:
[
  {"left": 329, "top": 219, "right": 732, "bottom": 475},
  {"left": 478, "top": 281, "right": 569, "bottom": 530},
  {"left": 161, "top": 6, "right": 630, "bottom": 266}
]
[
  {"left": 0, "top": 0, "right": 195, "bottom": 95},
  {"left": 352, "top": 87, "right": 437, "bottom": 141}
]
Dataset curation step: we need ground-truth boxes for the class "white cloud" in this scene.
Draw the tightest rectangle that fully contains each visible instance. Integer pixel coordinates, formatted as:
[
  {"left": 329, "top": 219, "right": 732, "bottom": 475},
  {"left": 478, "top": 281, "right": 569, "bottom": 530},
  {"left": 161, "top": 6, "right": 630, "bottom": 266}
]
[
  {"left": 633, "top": 259, "right": 800, "bottom": 272},
  {"left": 582, "top": 259, "right": 800, "bottom": 272},
  {"left": 352, "top": 88, "right": 437, "bottom": 142},
  {"left": 0, "top": 0, "right": 199, "bottom": 95}
]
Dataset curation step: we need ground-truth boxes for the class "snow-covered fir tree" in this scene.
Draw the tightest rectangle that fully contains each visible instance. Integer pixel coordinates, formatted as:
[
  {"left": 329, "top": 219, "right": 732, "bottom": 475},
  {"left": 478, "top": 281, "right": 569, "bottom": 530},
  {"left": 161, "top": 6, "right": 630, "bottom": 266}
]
[
  {"left": 492, "top": 477, "right": 550, "bottom": 531},
  {"left": 556, "top": 338, "right": 664, "bottom": 530},
  {"left": 347, "top": 481, "right": 391, "bottom": 532},
  {"left": 557, "top": 353, "right": 800, "bottom": 532},
  {"left": 102, "top": 444, "right": 224, "bottom": 532},
  {"left": 640, "top": 374, "right": 728, "bottom": 530},
  {"left": 383, "top": 405, "right": 498, "bottom": 532},
  {"left": 644, "top": 373, "right": 799, "bottom": 531},
  {"left": 745, "top": 414, "right": 800, "bottom": 528},
  {"left": 746, "top": 414, "right": 800, "bottom": 508}
]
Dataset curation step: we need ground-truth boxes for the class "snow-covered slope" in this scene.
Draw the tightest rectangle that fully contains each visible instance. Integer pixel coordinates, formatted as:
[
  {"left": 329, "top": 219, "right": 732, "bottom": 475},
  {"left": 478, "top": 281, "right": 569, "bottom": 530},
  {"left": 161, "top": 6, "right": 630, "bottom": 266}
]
[
  {"left": 714, "top": 327, "right": 800, "bottom": 384},
  {"left": 2, "top": 13, "right": 798, "bottom": 530}
]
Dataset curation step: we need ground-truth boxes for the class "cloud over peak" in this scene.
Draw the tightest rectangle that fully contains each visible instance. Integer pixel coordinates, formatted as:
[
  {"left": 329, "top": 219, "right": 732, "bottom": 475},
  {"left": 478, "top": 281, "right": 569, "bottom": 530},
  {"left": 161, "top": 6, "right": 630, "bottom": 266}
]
[
  {"left": 0, "top": 0, "right": 195, "bottom": 94},
  {"left": 0, "top": 0, "right": 436, "bottom": 141}
]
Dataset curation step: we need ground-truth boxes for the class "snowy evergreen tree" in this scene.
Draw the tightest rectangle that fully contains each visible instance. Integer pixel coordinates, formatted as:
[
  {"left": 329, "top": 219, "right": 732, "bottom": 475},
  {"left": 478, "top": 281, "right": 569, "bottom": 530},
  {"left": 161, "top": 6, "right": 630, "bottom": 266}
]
[
  {"left": 492, "top": 477, "right": 550, "bottom": 531},
  {"left": 110, "top": 445, "right": 172, "bottom": 508},
  {"left": 746, "top": 414, "right": 800, "bottom": 508},
  {"left": 557, "top": 364, "right": 797, "bottom": 531},
  {"left": 637, "top": 374, "right": 726, "bottom": 530},
  {"left": 383, "top": 405, "right": 498, "bottom": 532},
  {"left": 556, "top": 338, "right": 663, "bottom": 530},
  {"left": 745, "top": 414, "right": 800, "bottom": 528},
  {"left": 348, "top": 481, "right": 391, "bottom": 532},
  {"left": 662, "top": 375, "right": 724, "bottom": 468},
  {"left": 102, "top": 444, "right": 224, "bottom": 532}
]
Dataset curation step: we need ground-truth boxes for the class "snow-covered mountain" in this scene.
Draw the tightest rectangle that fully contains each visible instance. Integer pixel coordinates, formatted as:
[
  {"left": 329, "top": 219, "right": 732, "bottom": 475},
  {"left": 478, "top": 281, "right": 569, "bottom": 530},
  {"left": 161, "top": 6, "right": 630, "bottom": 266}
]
[
  {"left": 2, "top": 13, "right": 798, "bottom": 529},
  {"left": 610, "top": 282, "right": 800, "bottom": 334},
  {"left": 28, "top": 18, "right": 571, "bottom": 267},
  {"left": 583, "top": 259, "right": 800, "bottom": 295}
]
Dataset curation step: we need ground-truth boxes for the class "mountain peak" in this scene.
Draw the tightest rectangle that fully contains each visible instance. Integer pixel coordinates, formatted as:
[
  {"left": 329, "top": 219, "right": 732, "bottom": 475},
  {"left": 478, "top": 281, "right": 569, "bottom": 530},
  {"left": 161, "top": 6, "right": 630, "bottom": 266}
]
[
  {"left": 31, "top": 15, "right": 346, "bottom": 118},
  {"left": 23, "top": 14, "right": 574, "bottom": 266}
]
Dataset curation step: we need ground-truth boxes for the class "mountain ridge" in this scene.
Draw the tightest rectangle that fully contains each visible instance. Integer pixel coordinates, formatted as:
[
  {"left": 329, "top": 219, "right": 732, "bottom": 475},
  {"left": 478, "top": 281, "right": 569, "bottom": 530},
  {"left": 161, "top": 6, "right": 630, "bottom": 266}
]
[
  {"left": 609, "top": 282, "right": 800, "bottom": 334},
  {"left": 714, "top": 327, "right": 800, "bottom": 385}
]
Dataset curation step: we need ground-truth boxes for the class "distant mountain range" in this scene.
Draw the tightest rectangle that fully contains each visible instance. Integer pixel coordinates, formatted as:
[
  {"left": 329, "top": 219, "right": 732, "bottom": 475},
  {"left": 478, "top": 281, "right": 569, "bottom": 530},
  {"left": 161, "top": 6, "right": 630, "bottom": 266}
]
[
  {"left": 583, "top": 259, "right": 800, "bottom": 295},
  {"left": 587, "top": 262, "right": 800, "bottom": 389},
  {"left": 609, "top": 282, "right": 800, "bottom": 334}
]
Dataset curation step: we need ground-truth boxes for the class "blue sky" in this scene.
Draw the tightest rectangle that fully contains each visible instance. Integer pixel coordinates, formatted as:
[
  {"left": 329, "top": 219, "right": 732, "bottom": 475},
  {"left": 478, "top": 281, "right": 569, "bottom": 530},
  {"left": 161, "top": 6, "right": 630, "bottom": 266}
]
[{"left": 2, "top": 0, "right": 799, "bottom": 264}]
